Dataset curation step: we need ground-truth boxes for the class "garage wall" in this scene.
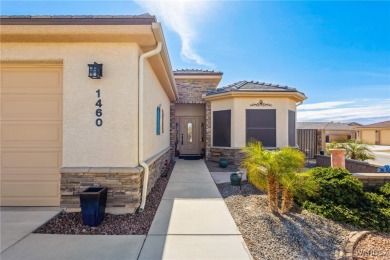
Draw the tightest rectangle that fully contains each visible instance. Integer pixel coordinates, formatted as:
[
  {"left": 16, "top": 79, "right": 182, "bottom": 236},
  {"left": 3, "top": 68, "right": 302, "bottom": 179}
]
[
  {"left": 1, "top": 42, "right": 140, "bottom": 167},
  {"left": 361, "top": 130, "right": 376, "bottom": 145},
  {"left": 380, "top": 130, "right": 390, "bottom": 145},
  {"left": 1, "top": 64, "right": 62, "bottom": 206}
]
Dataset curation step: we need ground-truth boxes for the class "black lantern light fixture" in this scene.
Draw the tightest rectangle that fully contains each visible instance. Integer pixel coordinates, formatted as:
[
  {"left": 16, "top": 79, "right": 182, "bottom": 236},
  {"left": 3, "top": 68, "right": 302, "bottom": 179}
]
[{"left": 88, "top": 62, "right": 103, "bottom": 79}]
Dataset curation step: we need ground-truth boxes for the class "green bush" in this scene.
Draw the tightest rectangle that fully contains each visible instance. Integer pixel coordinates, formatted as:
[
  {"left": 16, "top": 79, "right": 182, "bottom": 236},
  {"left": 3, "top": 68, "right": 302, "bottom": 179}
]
[
  {"left": 301, "top": 167, "right": 390, "bottom": 232},
  {"left": 379, "top": 183, "right": 390, "bottom": 198}
]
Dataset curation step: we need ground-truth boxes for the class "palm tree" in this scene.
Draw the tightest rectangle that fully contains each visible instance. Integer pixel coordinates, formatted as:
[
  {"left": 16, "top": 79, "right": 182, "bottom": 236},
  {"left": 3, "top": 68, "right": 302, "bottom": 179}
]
[
  {"left": 326, "top": 140, "right": 375, "bottom": 161},
  {"left": 342, "top": 140, "right": 375, "bottom": 161},
  {"left": 241, "top": 141, "right": 279, "bottom": 212},
  {"left": 275, "top": 147, "right": 306, "bottom": 213},
  {"left": 279, "top": 171, "right": 318, "bottom": 213},
  {"left": 241, "top": 143, "right": 307, "bottom": 213}
]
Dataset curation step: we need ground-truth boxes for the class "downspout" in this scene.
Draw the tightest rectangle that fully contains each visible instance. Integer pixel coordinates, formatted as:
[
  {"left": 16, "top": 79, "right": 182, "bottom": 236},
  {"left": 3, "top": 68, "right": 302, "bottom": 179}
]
[{"left": 139, "top": 42, "right": 162, "bottom": 212}]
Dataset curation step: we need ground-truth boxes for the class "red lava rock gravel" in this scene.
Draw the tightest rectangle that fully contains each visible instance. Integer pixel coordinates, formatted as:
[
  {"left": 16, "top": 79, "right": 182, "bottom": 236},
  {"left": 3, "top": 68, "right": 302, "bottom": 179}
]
[{"left": 35, "top": 162, "right": 175, "bottom": 235}]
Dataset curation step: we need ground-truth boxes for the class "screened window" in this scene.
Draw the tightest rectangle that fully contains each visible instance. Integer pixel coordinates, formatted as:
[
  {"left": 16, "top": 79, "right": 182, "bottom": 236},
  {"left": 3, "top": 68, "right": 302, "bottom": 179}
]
[
  {"left": 288, "top": 110, "right": 296, "bottom": 146},
  {"left": 213, "top": 110, "right": 231, "bottom": 147},
  {"left": 246, "top": 109, "right": 276, "bottom": 147}
]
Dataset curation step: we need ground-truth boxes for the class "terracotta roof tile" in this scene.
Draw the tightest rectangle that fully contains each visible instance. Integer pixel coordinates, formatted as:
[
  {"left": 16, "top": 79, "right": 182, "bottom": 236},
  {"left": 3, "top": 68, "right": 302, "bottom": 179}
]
[{"left": 206, "top": 80, "right": 305, "bottom": 96}]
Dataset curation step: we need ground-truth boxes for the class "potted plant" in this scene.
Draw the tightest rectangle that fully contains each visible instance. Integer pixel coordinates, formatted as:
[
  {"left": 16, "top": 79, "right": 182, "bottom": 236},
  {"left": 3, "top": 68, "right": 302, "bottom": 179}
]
[{"left": 79, "top": 186, "right": 108, "bottom": 227}]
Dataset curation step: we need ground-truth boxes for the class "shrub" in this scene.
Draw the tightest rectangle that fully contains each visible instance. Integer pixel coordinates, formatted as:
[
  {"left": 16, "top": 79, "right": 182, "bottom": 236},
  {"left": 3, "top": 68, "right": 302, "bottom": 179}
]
[
  {"left": 379, "top": 183, "right": 390, "bottom": 198},
  {"left": 301, "top": 167, "right": 390, "bottom": 232}
]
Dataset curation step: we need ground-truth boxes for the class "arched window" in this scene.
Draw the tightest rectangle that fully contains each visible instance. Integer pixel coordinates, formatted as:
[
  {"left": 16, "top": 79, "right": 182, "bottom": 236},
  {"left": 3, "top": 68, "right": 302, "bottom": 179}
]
[{"left": 156, "top": 106, "right": 161, "bottom": 135}]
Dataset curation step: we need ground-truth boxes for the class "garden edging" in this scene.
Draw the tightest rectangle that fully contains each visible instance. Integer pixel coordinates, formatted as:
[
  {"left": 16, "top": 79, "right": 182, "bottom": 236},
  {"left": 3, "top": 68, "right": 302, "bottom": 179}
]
[{"left": 343, "top": 230, "right": 372, "bottom": 259}]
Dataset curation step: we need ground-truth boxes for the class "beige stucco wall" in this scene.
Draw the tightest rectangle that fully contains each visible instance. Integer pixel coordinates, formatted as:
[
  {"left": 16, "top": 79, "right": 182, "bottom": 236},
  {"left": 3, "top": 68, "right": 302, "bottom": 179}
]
[
  {"left": 1, "top": 42, "right": 141, "bottom": 167},
  {"left": 142, "top": 59, "right": 171, "bottom": 160},
  {"left": 380, "top": 130, "right": 390, "bottom": 145},
  {"left": 361, "top": 130, "right": 376, "bottom": 145},
  {"left": 175, "top": 104, "right": 205, "bottom": 117},
  {"left": 210, "top": 97, "right": 296, "bottom": 148}
]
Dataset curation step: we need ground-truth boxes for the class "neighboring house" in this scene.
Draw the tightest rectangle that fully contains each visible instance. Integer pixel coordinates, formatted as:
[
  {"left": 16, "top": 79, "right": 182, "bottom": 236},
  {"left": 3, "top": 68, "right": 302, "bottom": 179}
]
[
  {"left": 355, "top": 120, "right": 390, "bottom": 145},
  {"left": 296, "top": 122, "right": 361, "bottom": 158},
  {"left": 297, "top": 121, "right": 360, "bottom": 142},
  {"left": 0, "top": 15, "right": 306, "bottom": 213}
]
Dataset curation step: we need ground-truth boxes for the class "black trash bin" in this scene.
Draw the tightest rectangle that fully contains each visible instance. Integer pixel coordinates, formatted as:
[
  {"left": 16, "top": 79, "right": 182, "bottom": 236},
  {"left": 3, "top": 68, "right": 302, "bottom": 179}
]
[{"left": 79, "top": 187, "right": 108, "bottom": 227}]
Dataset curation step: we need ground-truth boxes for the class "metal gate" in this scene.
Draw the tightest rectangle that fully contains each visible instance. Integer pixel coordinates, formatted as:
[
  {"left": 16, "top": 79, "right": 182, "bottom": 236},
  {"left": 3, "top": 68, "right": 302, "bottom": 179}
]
[{"left": 297, "top": 129, "right": 317, "bottom": 159}]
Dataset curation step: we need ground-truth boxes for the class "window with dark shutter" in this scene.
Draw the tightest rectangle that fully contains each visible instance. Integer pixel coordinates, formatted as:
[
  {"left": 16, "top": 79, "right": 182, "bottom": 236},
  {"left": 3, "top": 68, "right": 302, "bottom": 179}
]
[
  {"left": 213, "top": 110, "right": 231, "bottom": 147},
  {"left": 288, "top": 110, "right": 296, "bottom": 146},
  {"left": 246, "top": 109, "right": 276, "bottom": 147}
]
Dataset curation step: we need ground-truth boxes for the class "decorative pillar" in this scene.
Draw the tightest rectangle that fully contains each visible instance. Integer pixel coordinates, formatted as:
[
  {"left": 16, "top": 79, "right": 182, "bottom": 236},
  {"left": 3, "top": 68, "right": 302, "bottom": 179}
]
[{"left": 329, "top": 149, "right": 346, "bottom": 169}]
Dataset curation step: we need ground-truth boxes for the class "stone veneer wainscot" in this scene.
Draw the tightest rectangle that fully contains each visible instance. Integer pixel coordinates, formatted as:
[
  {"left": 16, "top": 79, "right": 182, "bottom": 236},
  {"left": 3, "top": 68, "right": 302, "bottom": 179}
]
[{"left": 60, "top": 148, "right": 171, "bottom": 214}]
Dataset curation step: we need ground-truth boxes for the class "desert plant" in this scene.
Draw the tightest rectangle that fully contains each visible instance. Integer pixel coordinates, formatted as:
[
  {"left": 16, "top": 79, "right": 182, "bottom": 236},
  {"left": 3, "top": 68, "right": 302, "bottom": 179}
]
[
  {"left": 379, "top": 183, "right": 390, "bottom": 198},
  {"left": 279, "top": 171, "right": 318, "bottom": 213},
  {"left": 275, "top": 147, "right": 307, "bottom": 213},
  {"left": 241, "top": 141, "right": 279, "bottom": 212},
  {"left": 301, "top": 167, "right": 390, "bottom": 231},
  {"left": 241, "top": 142, "right": 309, "bottom": 213},
  {"left": 326, "top": 140, "right": 375, "bottom": 161}
]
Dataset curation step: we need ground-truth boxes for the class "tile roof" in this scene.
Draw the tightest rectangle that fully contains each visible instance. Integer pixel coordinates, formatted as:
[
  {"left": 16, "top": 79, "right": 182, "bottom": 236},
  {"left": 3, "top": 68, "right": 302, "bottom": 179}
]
[
  {"left": 206, "top": 80, "right": 305, "bottom": 96},
  {"left": 297, "top": 122, "right": 361, "bottom": 130},
  {"left": 0, "top": 14, "right": 156, "bottom": 25},
  {"left": 357, "top": 120, "right": 390, "bottom": 128},
  {"left": 174, "top": 69, "right": 223, "bottom": 76}
]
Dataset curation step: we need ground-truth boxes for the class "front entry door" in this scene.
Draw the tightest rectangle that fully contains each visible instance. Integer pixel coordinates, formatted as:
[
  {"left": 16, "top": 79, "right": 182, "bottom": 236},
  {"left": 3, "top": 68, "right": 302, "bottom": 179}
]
[{"left": 180, "top": 117, "right": 199, "bottom": 155}]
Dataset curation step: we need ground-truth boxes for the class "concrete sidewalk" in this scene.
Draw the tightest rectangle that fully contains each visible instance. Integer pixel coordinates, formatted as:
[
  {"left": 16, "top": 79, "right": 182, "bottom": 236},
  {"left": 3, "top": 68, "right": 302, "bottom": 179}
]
[
  {"left": 139, "top": 159, "right": 252, "bottom": 259},
  {"left": 0, "top": 207, "right": 60, "bottom": 253},
  {"left": 1, "top": 207, "right": 145, "bottom": 260},
  {"left": 1, "top": 160, "right": 252, "bottom": 260}
]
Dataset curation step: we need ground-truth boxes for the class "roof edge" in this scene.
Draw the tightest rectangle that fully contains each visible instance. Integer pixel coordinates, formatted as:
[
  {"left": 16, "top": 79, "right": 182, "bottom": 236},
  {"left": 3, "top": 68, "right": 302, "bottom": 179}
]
[{"left": 0, "top": 15, "right": 156, "bottom": 25}]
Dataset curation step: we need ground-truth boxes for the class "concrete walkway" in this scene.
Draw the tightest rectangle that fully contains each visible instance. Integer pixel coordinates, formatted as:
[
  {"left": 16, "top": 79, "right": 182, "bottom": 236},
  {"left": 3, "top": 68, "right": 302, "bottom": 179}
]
[
  {"left": 1, "top": 207, "right": 145, "bottom": 260},
  {"left": 1, "top": 160, "right": 252, "bottom": 260},
  {"left": 139, "top": 159, "right": 252, "bottom": 259}
]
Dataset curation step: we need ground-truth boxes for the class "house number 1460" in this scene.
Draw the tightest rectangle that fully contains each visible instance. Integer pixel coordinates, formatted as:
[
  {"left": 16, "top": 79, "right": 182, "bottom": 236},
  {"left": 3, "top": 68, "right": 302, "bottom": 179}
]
[{"left": 95, "top": 89, "right": 103, "bottom": 126}]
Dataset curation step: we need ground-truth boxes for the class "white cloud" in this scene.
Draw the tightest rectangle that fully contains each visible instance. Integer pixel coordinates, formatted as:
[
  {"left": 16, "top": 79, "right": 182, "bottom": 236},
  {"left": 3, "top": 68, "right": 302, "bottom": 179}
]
[
  {"left": 297, "top": 99, "right": 390, "bottom": 123},
  {"left": 135, "top": 0, "right": 215, "bottom": 67},
  {"left": 299, "top": 101, "right": 355, "bottom": 110}
]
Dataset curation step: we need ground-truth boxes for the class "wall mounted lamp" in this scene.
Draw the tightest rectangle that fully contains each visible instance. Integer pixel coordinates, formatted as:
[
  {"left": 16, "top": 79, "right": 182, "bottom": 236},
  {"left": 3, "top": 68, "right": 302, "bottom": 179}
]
[{"left": 88, "top": 62, "right": 103, "bottom": 79}]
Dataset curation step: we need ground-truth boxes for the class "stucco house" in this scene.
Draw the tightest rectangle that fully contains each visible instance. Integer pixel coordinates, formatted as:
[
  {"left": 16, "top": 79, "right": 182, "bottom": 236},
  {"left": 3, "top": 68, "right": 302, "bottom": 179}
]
[
  {"left": 0, "top": 15, "right": 306, "bottom": 213},
  {"left": 355, "top": 120, "right": 390, "bottom": 145},
  {"left": 297, "top": 121, "right": 360, "bottom": 143}
]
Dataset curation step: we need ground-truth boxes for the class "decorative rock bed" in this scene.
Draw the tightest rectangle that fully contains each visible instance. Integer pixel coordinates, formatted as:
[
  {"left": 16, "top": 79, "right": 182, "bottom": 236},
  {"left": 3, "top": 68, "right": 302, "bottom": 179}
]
[
  {"left": 35, "top": 162, "right": 175, "bottom": 235},
  {"left": 217, "top": 181, "right": 359, "bottom": 260}
]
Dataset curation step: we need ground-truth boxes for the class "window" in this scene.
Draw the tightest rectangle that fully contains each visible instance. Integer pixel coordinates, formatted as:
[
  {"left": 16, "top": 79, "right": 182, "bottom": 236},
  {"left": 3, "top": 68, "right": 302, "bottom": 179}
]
[
  {"left": 187, "top": 122, "right": 193, "bottom": 143},
  {"left": 156, "top": 106, "right": 161, "bottom": 135},
  {"left": 213, "top": 110, "right": 231, "bottom": 147},
  {"left": 288, "top": 110, "right": 296, "bottom": 146},
  {"left": 246, "top": 109, "right": 276, "bottom": 147},
  {"left": 162, "top": 109, "right": 164, "bottom": 134}
]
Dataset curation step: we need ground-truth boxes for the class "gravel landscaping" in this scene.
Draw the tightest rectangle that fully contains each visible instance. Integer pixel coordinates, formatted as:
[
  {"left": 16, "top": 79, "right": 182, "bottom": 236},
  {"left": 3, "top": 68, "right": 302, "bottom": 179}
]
[
  {"left": 35, "top": 162, "right": 175, "bottom": 235},
  {"left": 205, "top": 160, "right": 240, "bottom": 172},
  {"left": 217, "top": 181, "right": 359, "bottom": 260},
  {"left": 353, "top": 233, "right": 390, "bottom": 260}
]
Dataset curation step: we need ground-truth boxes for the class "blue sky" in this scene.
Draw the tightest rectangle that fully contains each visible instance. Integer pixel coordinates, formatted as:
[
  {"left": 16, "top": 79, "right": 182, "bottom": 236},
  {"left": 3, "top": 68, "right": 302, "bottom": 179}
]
[{"left": 2, "top": 0, "right": 390, "bottom": 124}]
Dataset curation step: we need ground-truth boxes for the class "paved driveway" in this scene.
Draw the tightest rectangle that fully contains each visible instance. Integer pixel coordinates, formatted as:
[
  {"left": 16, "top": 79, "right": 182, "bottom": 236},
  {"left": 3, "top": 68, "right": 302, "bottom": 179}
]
[
  {"left": 367, "top": 145, "right": 390, "bottom": 166},
  {"left": 0, "top": 207, "right": 60, "bottom": 252}
]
